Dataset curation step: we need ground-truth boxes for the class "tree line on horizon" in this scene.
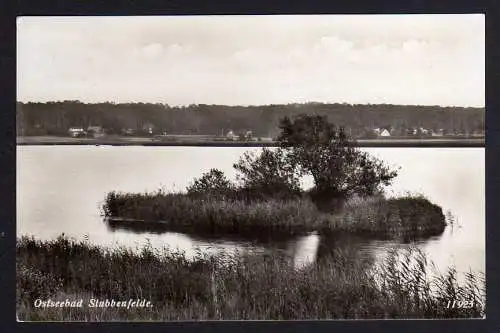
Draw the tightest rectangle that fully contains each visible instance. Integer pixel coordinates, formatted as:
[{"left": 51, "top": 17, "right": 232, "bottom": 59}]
[{"left": 16, "top": 101, "right": 485, "bottom": 138}]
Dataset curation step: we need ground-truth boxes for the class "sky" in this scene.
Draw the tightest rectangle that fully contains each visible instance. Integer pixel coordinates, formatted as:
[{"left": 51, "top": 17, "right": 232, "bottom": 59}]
[{"left": 17, "top": 15, "right": 484, "bottom": 107}]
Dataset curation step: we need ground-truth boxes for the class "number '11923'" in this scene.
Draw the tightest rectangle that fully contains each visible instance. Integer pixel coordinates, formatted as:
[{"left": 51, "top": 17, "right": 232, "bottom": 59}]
[{"left": 446, "top": 300, "right": 474, "bottom": 309}]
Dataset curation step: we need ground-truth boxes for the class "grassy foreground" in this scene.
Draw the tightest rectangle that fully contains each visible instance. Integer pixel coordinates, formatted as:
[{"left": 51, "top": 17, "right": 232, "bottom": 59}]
[
  {"left": 102, "top": 191, "right": 446, "bottom": 238},
  {"left": 17, "top": 236, "right": 484, "bottom": 321}
]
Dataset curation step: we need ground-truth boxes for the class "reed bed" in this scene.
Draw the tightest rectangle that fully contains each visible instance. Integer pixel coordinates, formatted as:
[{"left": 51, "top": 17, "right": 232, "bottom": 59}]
[
  {"left": 103, "top": 190, "right": 320, "bottom": 234},
  {"left": 102, "top": 191, "right": 446, "bottom": 237},
  {"left": 322, "top": 194, "right": 447, "bottom": 237},
  {"left": 17, "top": 236, "right": 484, "bottom": 321}
]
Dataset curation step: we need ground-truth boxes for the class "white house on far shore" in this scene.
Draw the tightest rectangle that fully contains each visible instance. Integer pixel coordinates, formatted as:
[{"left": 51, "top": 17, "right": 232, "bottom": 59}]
[
  {"left": 68, "top": 127, "right": 85, "bottom": 137},
  {"left": 380, "top": 129, "right": 391, "bottom": 137}
]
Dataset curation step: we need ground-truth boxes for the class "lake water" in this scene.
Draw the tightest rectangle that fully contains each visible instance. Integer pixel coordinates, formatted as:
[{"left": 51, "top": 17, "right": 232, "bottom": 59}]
[{"left": 17, "top": 146, "right": 485, "bottom": 276}]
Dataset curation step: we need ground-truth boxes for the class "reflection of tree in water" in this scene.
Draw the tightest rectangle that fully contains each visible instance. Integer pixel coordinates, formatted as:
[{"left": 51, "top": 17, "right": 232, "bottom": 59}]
[
  {"left": 314, "top": 232, "right": 378, "bottom": 269},
  {"left": 278, "top": 232, "right": 382, "bottom": 271}
]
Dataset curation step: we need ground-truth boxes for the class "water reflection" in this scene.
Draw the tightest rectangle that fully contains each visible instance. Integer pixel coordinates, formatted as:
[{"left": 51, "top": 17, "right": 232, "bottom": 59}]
[
  {"left": 287, "top": 232, "right": 320, "bottom": 269},
  {"left": 106, "top": 217, "right": 322, "bottom": 268},
  {"left": 106, "top": 216, "right": 450, "bottom": 271},
  {"left": 105, "top": 218, "right": 386, "bottom": 271},
  {"left": 105, "top": 217, "right": 303, "bottom": 245}
]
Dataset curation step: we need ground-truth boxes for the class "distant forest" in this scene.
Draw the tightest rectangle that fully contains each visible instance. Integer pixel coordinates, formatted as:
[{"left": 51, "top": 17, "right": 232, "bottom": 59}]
[{"left": 16, "top": 101, "right": 485, "bottom": 138}]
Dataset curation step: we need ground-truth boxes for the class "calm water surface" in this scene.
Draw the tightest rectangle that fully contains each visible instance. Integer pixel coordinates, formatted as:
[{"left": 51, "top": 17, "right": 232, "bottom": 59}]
[{"left": 17, "top": 146, "right": 484, "bottom": 275}]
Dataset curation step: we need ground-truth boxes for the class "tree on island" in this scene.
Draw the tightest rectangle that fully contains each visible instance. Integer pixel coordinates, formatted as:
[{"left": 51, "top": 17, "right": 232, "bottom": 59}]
[
  {"left": 188, "top": 114, "right": 399, "bottom": 212},
  {"left": 233, "top": 148, "right": 302, "bottom": 200},
  {"left": 277, "top": 115, "right": 398, "bottom": 210},
  {"left": 186, "top": 168, "right": 234, "bottom": 199}
]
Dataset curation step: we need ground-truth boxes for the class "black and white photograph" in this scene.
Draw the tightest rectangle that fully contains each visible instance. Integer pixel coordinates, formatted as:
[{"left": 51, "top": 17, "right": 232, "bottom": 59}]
[{"left": 16, "top": 14, "right": 485, "bottom": 321}]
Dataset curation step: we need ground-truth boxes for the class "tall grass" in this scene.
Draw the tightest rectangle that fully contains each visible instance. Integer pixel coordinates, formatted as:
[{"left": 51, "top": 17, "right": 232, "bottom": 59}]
[
  {"left": 323, "top": 194, "right": 446, "bottom": 237},
  {"left": 102, "top": 190, "right": 320, "bottom": 234},
  {"left": 375, "top": 248, "right": 485, "bottom": 318},
  {"left": 17, "top": 236, "right": 484, "bottom": 321},
  {"left": 102, "top": 190, "right": 446, "bottom": 238}
]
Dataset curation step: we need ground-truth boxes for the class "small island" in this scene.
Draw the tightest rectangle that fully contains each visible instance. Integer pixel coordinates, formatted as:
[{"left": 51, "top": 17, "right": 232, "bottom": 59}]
[{"left": 103, "top": 114, "right": 446, "bottom": 239}]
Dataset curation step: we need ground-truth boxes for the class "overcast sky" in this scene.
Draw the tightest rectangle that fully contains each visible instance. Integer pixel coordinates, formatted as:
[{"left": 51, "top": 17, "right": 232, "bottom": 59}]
[{"left": 17, "top": 15, "right": 484, "bottom": 107}]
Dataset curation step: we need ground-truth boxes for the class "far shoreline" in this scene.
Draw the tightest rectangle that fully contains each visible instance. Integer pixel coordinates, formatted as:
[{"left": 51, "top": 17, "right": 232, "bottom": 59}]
[{"left": 16, "top": 136, "right": 485, "bottom": 148}]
